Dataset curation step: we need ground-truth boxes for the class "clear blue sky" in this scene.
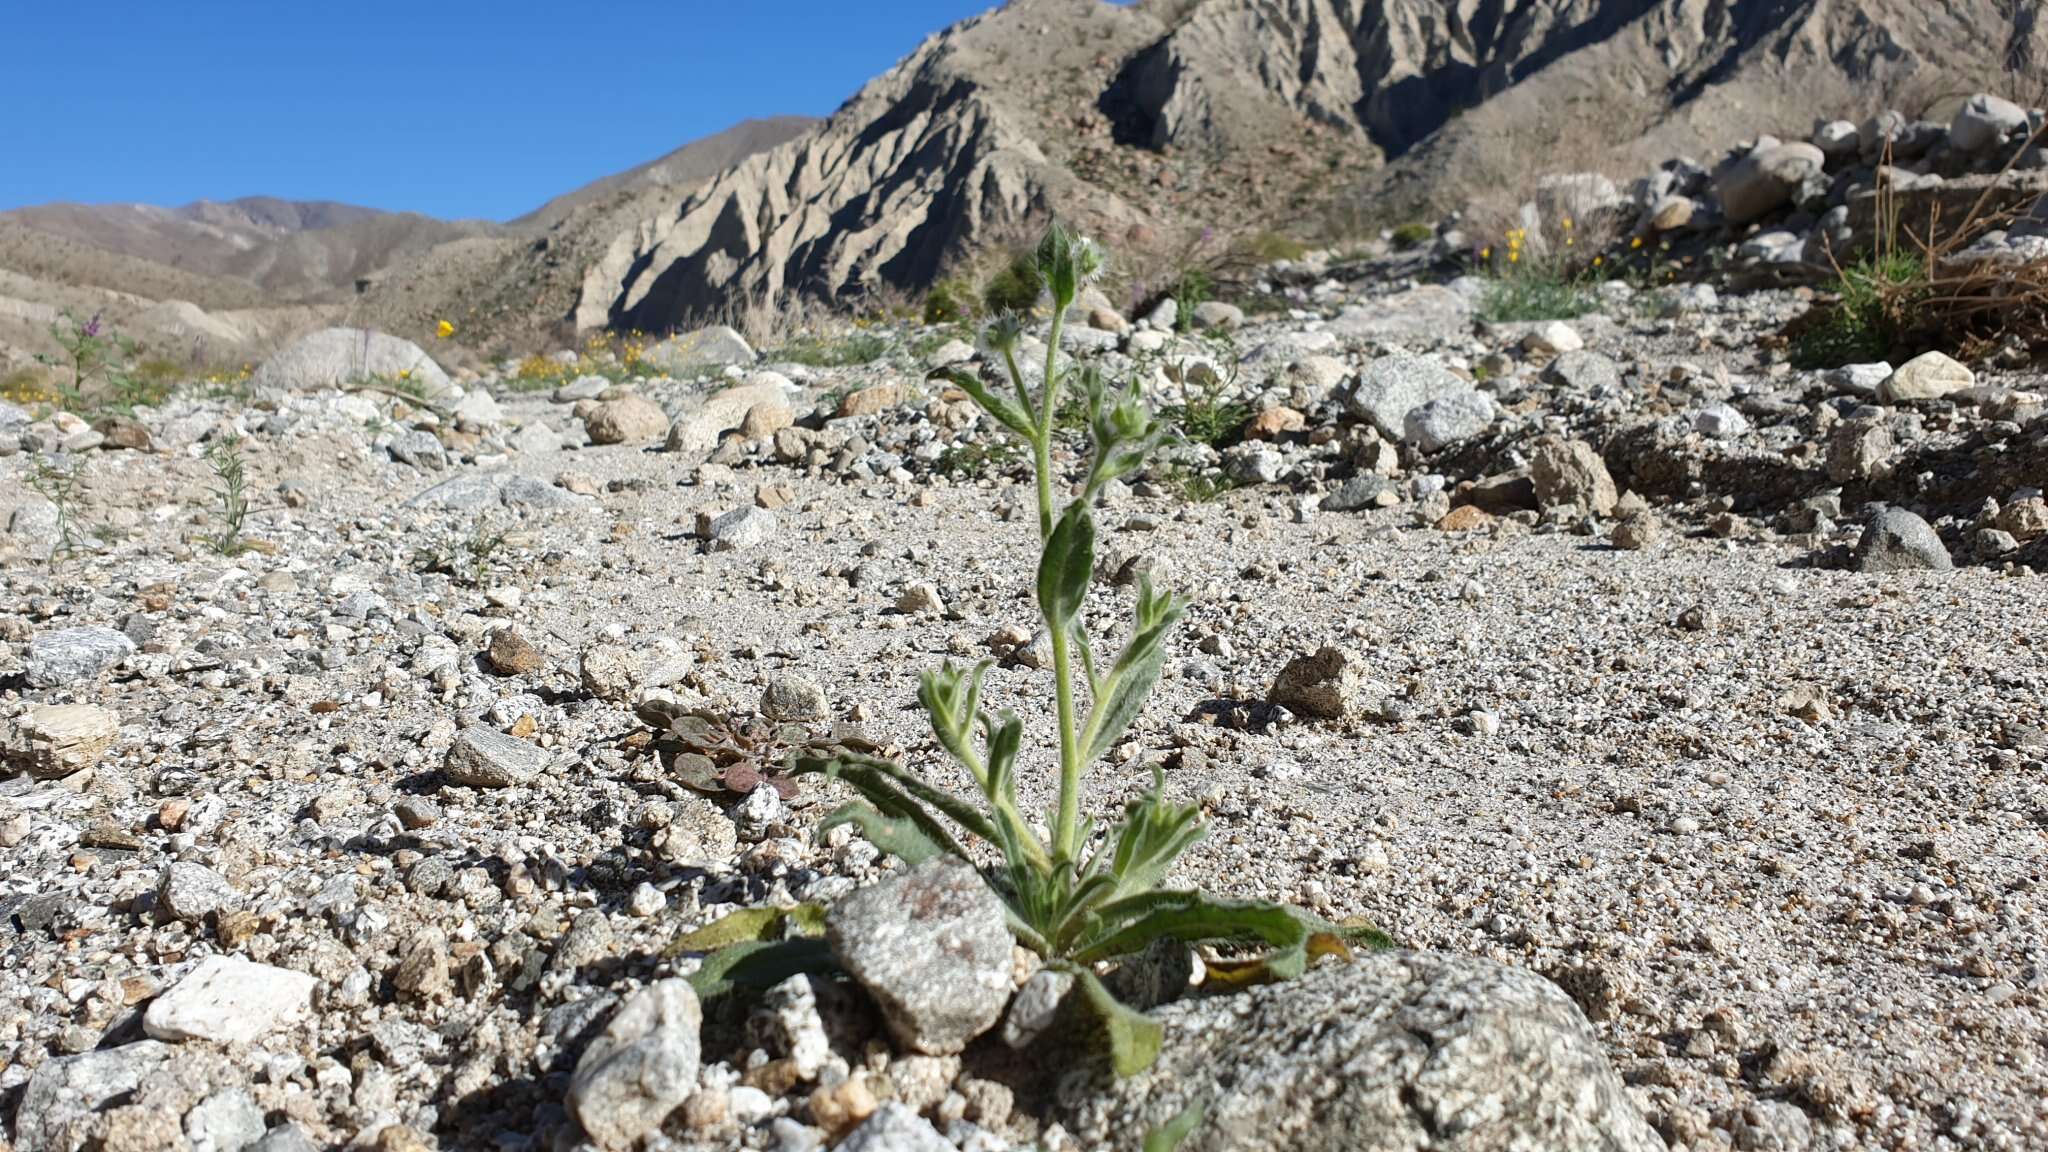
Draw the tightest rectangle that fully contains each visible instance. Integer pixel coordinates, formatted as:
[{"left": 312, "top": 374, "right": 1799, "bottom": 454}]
[{"left": 0, "top": 1, "right": 1009, "bottom": 221}]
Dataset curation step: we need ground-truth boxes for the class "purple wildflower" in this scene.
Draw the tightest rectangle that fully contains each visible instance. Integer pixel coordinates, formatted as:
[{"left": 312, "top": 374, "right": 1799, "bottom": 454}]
[{"left": 82, "top": 313, "right": 103, "bottom": 339}]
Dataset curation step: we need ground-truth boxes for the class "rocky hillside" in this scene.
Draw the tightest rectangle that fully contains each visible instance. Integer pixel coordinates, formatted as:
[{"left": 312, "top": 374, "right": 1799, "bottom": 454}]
[
  {"left": 0, "top": 198, "right": 499, "bottom": 304},
  {"left": 571, "top": 0, "right": 2023, "bottom": 330}
]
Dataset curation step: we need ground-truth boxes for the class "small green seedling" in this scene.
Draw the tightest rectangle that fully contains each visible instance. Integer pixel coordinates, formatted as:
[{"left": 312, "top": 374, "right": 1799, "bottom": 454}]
[{"left": 202, "top": 435, "right": 251, "bottom": 556}]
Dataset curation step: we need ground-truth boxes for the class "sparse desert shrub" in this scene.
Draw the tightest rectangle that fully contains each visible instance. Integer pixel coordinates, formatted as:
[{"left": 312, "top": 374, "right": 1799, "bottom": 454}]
[
  {"left": 749, "top": 224, "right": 1389, "bottom": 1075},
  {"left": 1389, "top": 222, "right": 1435, "bottom": 250},
  {"left": 1786, "top": 128, "right": 2048, "bottom": 365},
  {"left": 982, "top": 250, "right": 1046, "bottom": 315},
  {"left": 1789, "top": 251, "right": 1926, "bottom": 368},
  {"left": 771, "top": 329, "right": 890, "bottom": 368},
  {"left": 1238, "top": 229, "right": 1308, "bottom": 263},
  {"left": 1472, "top": 221, "right": 1600, "bottom": 322},
  {"left": 923, "top": 278, "right": 979, "bottom": 324}
]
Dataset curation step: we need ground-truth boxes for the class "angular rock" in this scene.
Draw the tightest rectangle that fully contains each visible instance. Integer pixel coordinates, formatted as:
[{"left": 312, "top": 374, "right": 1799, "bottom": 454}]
[
  {"left": 567, "top": 979, "right": 703, "bottom": 1151},
  {"left": 184, "top": 1088, "right": 265, "bottom": 1152},
  {"left": 584, "top": 395, "right": 670, "bottom": 445},
  {"left": 1611, "top": 511, "right": 1663, "bottom": 551},
  {"left": 580, "top": 637, "right": 693, "bottom": 702},
  {"left": 760, "top": 673, "right": 830, "bottom": 722},
  {"left": 158, "top": 861, "right": 236, "bottom": 924},
  {"left": 1269, "top": 646, "right": 1382, "bottom": 721},
  {"left": 25, "top": 626, "right": 136, "bottom": 688},
  {"left": 1521, "top": 321, "right": 1582, "bottom": 356},
  {"left": 1693, "top": 402, "right": 1749, "bottom": 439},
  {"left": 485, "top": 627, "right": 545, "bottom": 676},
  {"left": 1329, "top": 287, "right": 1472, "bottom": 342},
  {"left": 1878, "top": 352, "right": 1974, "bottom": 404},
  {"left": 144, "top": 956, "right": 317, "bottom": 1044},
  {"left": 706, "top": 506, "right": 777, "bottom": 552},
  {"left": 1529, "top": 440, "right": 1617, "bottom": 517},
  {"left": 1853, "top": 507, "right": 1953, "bottom": 573},
  {"left": 1402, "top": 391, "right": 1495, "bottom": 453},
  {"left": 4, "top": 703, "right": 121, "bottom": 779},
  {"left": 1826, "top": 420, "right": 1894, "bottom": 484},
  {"left": 444, "top": 727, "right": 547, "bottom": 787},
  {"left": 827, "top": 857, "right": 1014, "bottom": 1055},
  {"left": 1343, "top": 356, "right": 1472, "bottom": 440},
  {"left": 1058, "top": 952, "right": 1661, "bottom": 1152},
  {"left": 15, "top": 1040, "right": 175, "bottom": 1152}
]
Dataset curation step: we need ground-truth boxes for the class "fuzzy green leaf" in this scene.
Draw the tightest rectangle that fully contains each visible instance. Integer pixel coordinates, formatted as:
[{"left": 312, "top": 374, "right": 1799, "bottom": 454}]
[
  {"left": 662, "top": 903, "right": 826, "bottom": 956},
  {"left": 684, "top": 938, "right": 837, "bottom": 1002},
  {"left": 802, "top": 754, "right": 1001, "bottom": 850},
  {"left": 1072, "top": 891, "right": 1317, "bottom": 968},
  {"left": 933, "top": 369, "right": 1036, "bottom": 442},
  {"left": 818, "top": 802, "right": 950, "bottom": 868},
  {"left": 1071, "top": 965, "right": 1164, "bottom": 1077},
  {"left": 1143, "top": 1101, "right": 1206, "bottom": 1152},
  {"left": 1079, "top": 578, "right": 1185, "bottom": 766},
  {"left": 1038, "top": 504, "right": 1095, "bottom": 630}
]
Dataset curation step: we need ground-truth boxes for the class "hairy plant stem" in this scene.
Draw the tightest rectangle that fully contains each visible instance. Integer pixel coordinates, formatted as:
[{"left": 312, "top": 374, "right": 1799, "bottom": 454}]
[{"left": 1037, "top": 306, "right": 1085, "bottom": 865}]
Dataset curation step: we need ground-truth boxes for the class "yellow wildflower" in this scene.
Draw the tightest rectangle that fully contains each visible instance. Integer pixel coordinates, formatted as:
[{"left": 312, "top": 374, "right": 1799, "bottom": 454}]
[
  {"left": 436, "top": 320, "right": 455, "bottom": 339},
  {"left": 1630, "top": 236, "right": 1644, "bottom": 249}
]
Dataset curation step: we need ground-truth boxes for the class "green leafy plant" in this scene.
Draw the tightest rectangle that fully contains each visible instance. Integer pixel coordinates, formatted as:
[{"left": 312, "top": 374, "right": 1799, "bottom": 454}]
[
  {"left": 201, "top": 435, "right": 251, "bottom": 555},
  {"left": 1389, "top": 222, "right": 1435, "bottom": 250},
  {"left": 418, "top": 518, "right": 510, "bottom": 588},
  {"left": 36, "top": 312, "right": 144, "bottom": 413},
  {"left": 1476, "top": 271, "right": 1598, "bottom": 322},
  {"left": 771, "top": 330, "right": 891, "bottom": 368},
  {"left": 1161, "top": 344, "right": 1249, "bottom": 451},
  {"left": 1170, "top": 268, "right": 1212, "bottom": 333},
  {"left": 1788, "top": 251, "right": 1925, "bottom": 369},
  {"left": 923, "top": 279, "right": 980, "bottom": 325},
  {"left": 982, "top": 250, "right": 1046, "bottom": 315},
  {"left": 27, "top": 457, "right": 86, "bottom": 555},
  {"left": 788, "top": 224, "right": 1386, "bottom": 1076}
]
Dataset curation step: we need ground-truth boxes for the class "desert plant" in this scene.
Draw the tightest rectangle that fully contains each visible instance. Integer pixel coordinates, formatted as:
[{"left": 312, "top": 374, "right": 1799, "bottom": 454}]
[
  {"left": 786, "top": 224, "right": 1385, "bottom": 1074},
  {"left": 1161, "top": 341, "right": 1249, "bottom": 450},
  {"left": 1389, "top": 222, "right": 1435, "bottom": 250},
  {"left": 982, "top": 249, "right": 1047, "bottom": 315},
  {"left": 37, "top": 312, "right": 140, "bottom": 412},
  {"left": 923, "top": 278, "right": 980, "bottom": 325},
  {"left": 27, "top": 457, "right": 86, "bottom": 555},
  {"left": 418, "top": 519, "right": 511, "bottom": 588},
  {"left": 771, "top": 329, "right": 890, "bottom": 368},
  {"left": 201, "top": 435, "right": 251, "bottom": 555}
]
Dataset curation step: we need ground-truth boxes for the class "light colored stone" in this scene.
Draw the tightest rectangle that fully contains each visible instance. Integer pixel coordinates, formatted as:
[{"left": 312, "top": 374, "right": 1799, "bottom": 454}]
[
  {"left": 1402, "top": 391, "right": 1495, "bottom": 453},
  {"left": 1716, "top": 142, "right": 1824, "bottom": 224},
  {"left": 14, "top": 1040, "right": 175, "bottom": 1152},
  {"left": 1343, "top": 355, "right": 1472, "bottom": 440},
  {"left": 568, "top": 979, "right": 704, "bottom": 1151},
  {"left": 643, "top": 326, "right": 755, "bottom": 374},
  {"left": 1521, "top": 321, "right": 1582, "bottom": 356},
  {"left": 250, "top": 328, "right": 450, "bottom": 398},
  {"left": 583, "top": 394, "right": 670, "bottom": 444},
  {"left": 1950, "top": 93, "right": 2029, "bottom": 152},
  {"left": 1878, "top": 352, "right": 1974, "bottom": 403},
  {"left": 835, "top": 1103, "right": 953, "bottom": 1152},
  {"left": 827, "top": 857, "right": 1014, "bottom": 1055},
  {"left": 443, "top": 726, "right": 546, "bottom": 787},
  {"left": 4, "top": 703, "right": 120, "bottom": 779},
  {"left": 579, "top": 637, "right": 693, "bottom": 703},
  {"left": 705, "top": 506, "right": 777, "bottom": 552},
  {"left": 1530, "top": 440, "right": 1617, "bottom": 517},
  {"left": 144, "top": 957, "right": 316, "bottom": 1045},
  {"left": 25, "top": 626, "right": 136, "bottom": 688}
]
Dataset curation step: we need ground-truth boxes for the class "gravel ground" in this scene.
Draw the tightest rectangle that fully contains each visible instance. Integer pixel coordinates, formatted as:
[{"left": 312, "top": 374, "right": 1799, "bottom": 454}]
[{"left": 1, "top": 271, "right": 2045, "bottom": 1152}]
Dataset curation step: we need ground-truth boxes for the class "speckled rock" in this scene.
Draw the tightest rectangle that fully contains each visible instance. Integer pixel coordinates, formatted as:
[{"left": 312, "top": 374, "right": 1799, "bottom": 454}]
[
  {"left": 827, "top": 857, "right": 1014, "bottom": 1055},
  {"left": 1059, "top": 952, "right": 1661, "bottom": 1152}
]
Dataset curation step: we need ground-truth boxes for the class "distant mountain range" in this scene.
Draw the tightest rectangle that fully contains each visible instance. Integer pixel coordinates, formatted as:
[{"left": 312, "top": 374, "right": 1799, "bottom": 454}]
[{"left": 0, "top": 0, "right": 2029, "bottom": 362}]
